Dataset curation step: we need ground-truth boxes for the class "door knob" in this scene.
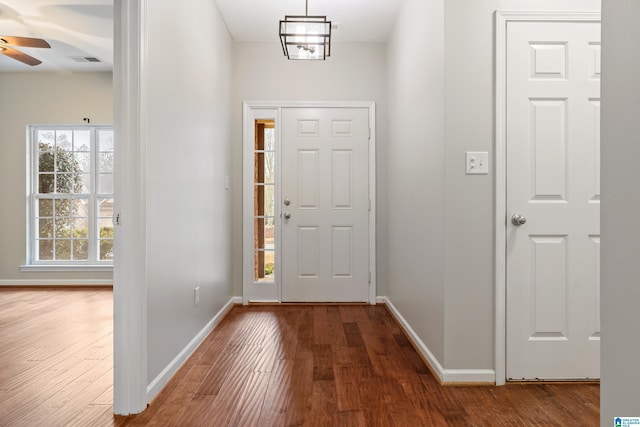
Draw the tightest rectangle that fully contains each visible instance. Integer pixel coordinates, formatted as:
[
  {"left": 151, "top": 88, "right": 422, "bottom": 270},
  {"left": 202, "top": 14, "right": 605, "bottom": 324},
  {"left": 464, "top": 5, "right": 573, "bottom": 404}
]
[
  {"left": 511, "top": 213, "right": 527, "bottom": 226},
  {"left": 283, "top": 212, "right": 291, "bottom": 220},
  {"left": 284, "top": 198, "right": 291, "bottom": 206}
]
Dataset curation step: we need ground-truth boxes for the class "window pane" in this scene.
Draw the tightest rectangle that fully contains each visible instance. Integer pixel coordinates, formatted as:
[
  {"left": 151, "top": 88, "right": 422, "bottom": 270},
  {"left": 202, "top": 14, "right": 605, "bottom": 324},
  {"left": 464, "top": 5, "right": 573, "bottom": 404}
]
[
  {"left": 99, "top": 130, "right": 114, "bottom": 152},
  {"left": 264, "top": 151, "right": 275, "bottom": 184},
  {"left": 77, "top": 174, "right": 90, "bottom": 194},
  {"left": 56, "top": 130, "right": 72, "bottom": 150},
  {"left": 38, "top": 150, "right": 54, "bottom": 172},
  {"left": 39, "top": 240, "right": 53, "bottom": 260},
  {"left": 38, "top": 199, "right": 53, "bottom": 217},
  {"left": 73, "top": 218, "right": 89, "bottom": 238},
  {"left": 55, "top": 240, "right": 71, "bottom": 260},
  {"left": 54, "top": 218, "right": 71, "bottom": 238},
  {"left": 255, "top": 152, "right": 265, "bottom": 183},
  {"left": 99, "top": 152, "right": 113, "bottom": 173},
  {"left": 74, "top": 152, "right": 90, "bottom": 173},
  {"left": 100, "top": 239, "right": 114, "bottom": 261},
  {"left": 38, "top": 174, "right": 54, "bottom": 193},
  {"left": 38, "top": 130, "right": 55, "bottom": 146},
  {"left": 39, "top": 218, "right": 53, "bottom": 238},
  {"left": 72, "top": 199, "right": 89, "bottom": 217},
  {"left": 98, "top": 174, "right": 113, "bottom": 194},
  {"left": 73, "top": 239, "right": 89, "bottom": 260},
  {"left": 264, "top": 128, "right": 275, "bottom": 151},
  {"left": 254, "top": 217, "right": 265, "bottom": 250},
  {"left": 55, "top": 173, "right": 75, "bottom": 194},
  {"left": 73, "top": 130, "right": 90, "bottom": 152},
  {"left": 99, "top": 198, "right": 114, "bottom": 217},
  {"left": 254, "top": 250, "right": 275, "bottom": 283},
  {"left": 54, "top": 199, "right": 71, "bottom": 216},
  {"left": 99, "top": 217, "right": 113, "bottom": 230},
  {"left": 264, "top": 184, "right": 275, "bottom": 217}
]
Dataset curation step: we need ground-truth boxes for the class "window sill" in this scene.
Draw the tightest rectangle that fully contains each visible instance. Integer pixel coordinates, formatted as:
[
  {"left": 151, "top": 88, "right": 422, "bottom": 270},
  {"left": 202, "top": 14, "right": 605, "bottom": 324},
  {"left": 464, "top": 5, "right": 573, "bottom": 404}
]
[{"left": 20, "top": 264, "right": 113, "bottom": 273}]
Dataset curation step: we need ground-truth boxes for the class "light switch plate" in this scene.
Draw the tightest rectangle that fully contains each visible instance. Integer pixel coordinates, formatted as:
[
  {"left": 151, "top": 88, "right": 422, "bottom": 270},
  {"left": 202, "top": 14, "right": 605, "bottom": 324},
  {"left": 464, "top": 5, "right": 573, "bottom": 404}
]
[{"left": 466, "top": 152, "right": 489, "bottom": 175}]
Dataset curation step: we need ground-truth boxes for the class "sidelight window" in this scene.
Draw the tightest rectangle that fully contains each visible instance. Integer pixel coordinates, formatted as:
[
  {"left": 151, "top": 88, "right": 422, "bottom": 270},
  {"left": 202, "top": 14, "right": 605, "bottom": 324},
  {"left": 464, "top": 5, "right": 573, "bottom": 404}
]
[{"left": 254, "top": 120, "right": 276, "bottom": 282}]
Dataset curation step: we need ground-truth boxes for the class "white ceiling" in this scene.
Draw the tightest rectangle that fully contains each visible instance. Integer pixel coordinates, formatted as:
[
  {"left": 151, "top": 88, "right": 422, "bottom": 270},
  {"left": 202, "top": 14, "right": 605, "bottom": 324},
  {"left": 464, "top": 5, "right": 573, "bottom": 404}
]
[
  {"left": 0, "top": 0, "right": 113, "bottom": 72},
  {"left": 0, "top": 0, "right": 402, "bottom": 72},
  {"left": 215, "top": 0, "right": 403, "bottom": 43}
]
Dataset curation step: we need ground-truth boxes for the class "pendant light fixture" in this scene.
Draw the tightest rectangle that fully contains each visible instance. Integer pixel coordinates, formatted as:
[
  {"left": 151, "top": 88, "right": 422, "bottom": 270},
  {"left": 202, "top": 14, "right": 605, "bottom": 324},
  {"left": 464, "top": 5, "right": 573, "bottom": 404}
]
[{"left": 279, "top": 0, "right": 331, "bottom": 60}]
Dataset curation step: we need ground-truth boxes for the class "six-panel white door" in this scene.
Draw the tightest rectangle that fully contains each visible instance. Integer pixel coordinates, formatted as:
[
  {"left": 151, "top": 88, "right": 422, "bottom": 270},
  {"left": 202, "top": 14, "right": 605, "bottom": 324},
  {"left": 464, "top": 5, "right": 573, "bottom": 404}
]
[
  {"left": 281, "top": 108, "right": 370, "bottom": 302},
  {"left": 506, "top": 21, "right": 601, "bottom": 379}
]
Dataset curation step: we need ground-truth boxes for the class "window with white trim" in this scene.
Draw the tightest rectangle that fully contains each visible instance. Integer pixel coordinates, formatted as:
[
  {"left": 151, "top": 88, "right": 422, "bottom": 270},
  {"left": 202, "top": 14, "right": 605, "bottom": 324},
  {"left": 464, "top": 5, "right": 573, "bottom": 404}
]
[{"left": 27, "top": 126, "right": 114, "bottom": 266}]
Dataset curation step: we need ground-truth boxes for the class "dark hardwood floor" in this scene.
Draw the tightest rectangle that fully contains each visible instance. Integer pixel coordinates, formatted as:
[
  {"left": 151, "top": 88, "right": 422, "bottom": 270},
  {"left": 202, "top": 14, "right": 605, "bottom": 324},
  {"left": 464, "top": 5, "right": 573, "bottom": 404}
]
[
  {"left": 118, "top": 305, "right": 599, "bottom": 426},
  {"left": 0, "top": 290, "right": 599, "bottom": 426}
]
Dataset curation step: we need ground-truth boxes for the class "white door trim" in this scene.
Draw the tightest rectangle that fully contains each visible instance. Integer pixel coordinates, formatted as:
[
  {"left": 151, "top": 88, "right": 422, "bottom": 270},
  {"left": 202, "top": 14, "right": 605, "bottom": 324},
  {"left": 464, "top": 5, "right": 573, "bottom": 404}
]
[
  {"left": 494, "top": 10, "right": 601, "bottom": 386},
  {"left": 242, "top": 101, "right": 377, "bottom": 305},
  {"left": 112, "top": 0, "right": 148, "bottom": 414}
]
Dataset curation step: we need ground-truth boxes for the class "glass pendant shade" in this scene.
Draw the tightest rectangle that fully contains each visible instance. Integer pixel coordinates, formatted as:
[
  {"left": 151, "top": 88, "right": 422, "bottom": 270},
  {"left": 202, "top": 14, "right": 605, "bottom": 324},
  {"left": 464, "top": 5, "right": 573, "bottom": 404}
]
[{"left": 279, "top": 15, "right": 331, "bottom": 60}]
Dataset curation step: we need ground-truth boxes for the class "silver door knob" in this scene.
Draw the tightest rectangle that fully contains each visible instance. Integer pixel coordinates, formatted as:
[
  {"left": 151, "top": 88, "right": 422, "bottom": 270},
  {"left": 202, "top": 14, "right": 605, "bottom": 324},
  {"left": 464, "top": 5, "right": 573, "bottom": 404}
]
[
  {"left": 283, "top": 212, "right": 291, "bottom": 220},
  {"left": 511, "top": 213, "right": 527, "bottom": 226},
  {"left": 284, "top": 198, "right": 291, "bottom": 206}
]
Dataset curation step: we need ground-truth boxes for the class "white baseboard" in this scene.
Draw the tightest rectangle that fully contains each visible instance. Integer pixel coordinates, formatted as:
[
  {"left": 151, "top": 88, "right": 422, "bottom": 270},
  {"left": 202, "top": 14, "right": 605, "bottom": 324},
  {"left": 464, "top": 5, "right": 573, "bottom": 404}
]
[
  {"left": 0, "top": 279, "right": 113, "bottom": 286},
  {"left": 146, "top": 296, "right": 238, "bottom": 401},
  {"left": 441, "top": 369, "right": 496, "bottom": 383},
  {"left": 379, "top": 296, "right": 495, "bottom": 385}
]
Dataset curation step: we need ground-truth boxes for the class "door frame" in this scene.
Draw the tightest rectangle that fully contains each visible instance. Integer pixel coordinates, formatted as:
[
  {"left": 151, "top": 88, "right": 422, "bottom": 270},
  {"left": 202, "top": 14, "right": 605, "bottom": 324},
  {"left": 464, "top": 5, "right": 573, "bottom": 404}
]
[
  {"left": 113, "top": 0, "right": 148, "bottom": 415},
  {"left": 494, "top": 11, "right": 601, "bottom": 385},
  {"left": 242, "top": 101, "right": 377, "bottom": 305}
]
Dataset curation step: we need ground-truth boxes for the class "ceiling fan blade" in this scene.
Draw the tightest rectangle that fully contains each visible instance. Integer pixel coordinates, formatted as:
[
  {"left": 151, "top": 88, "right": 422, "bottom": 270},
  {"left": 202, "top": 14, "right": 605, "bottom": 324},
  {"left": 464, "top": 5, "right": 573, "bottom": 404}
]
[
  {"left": 0, "top": 46, "right": 42, "bottom": 66},
  {"left": 0, "top": 36, "right": 51, "bottom": 48}
]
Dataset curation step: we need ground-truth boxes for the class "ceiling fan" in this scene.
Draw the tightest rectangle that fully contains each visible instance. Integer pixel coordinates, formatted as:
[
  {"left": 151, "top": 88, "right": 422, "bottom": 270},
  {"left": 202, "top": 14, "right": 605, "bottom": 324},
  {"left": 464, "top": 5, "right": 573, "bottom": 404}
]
[{"left": 0, "top": 36, "right": 51, "bottom": 66}]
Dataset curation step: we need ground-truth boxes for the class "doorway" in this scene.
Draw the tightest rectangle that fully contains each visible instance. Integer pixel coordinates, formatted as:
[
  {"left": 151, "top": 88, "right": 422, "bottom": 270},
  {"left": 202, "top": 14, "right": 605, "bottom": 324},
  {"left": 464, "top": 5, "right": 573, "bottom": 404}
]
[
  {"left": 495, "top": 12, "right": 601, "bottom": 383},
  {"left": 242, "top": 102, "right": 377, "bottom": 304}
]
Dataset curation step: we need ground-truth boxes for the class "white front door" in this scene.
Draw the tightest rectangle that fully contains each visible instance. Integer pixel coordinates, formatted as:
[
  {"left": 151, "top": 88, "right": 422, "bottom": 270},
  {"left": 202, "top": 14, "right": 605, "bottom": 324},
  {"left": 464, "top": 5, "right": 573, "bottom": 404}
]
[
  {"left": 280, "top": 108, "right": 370, "bottom": 302},
  {"left": 506, "top": 20, "right": 601, "bottom": 379}
]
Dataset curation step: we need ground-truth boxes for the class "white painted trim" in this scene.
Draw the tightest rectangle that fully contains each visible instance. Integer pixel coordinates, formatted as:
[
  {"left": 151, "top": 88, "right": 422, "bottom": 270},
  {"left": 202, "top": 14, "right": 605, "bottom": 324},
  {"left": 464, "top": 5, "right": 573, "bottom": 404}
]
[
  {"left": 441, "top": 369, "right": 496, "bottom": 384},
  {"left": 20, "top": 265, "right": 113, "bottom": 272},
  {"left": 376, "top": 296, "right": 385, "bottom": 304},
  {"left": 494, "top": 10, "right": 601, "bottom": 387},
  {"left": 367, "top": 104, "right": 377, "bottom": 305},
  {"left": 0, "top": 280, "right": 112, "bottom": 286},
  {"left": 242, "top": 101, "right": 377, "bottom": 305},
  {"left": 383, "top": 296, "right": 495, "bottom": 384},
  {"left": 146, "top": 296, "right": 238, "bottom": 401},
  {"left": 112, "top": 0, "right": 148, "bottom": 415}
]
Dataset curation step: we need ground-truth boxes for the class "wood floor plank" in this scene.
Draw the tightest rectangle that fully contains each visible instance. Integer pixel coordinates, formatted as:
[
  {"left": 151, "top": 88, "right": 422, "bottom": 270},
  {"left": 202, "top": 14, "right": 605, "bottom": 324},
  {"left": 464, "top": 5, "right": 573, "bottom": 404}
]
[{"left": 227, "top": 371, "right": 270, "bottom": 426}]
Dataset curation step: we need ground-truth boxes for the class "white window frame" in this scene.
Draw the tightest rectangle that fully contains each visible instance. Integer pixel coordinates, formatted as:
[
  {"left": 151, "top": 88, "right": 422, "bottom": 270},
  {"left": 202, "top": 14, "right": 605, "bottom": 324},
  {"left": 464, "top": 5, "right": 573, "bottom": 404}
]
[{"left": 23, "top": 125, "right": 114, "bottom": 271}]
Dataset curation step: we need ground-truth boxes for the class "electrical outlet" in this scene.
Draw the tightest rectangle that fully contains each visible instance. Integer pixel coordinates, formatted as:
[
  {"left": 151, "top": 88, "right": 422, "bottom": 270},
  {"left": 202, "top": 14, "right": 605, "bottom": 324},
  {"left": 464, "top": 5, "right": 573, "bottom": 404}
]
[{"left": 194, "top": 286, "right": 200, "bottom": 307}]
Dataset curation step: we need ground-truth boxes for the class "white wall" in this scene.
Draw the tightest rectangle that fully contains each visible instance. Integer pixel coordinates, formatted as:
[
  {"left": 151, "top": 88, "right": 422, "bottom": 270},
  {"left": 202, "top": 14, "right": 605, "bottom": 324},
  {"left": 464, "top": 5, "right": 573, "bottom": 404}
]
[
  {"left": 231, "top": 42, "right": 388, "bottom": 297},
  {"left": 143, "top": 0, "right": 233, "bottom": 381},
  {"left": 443, "top": 0, "right": 600, "bottom": 370},
  {"left": 386, "top": 0, "right": 446, "bottom": 363},
  {"left": 387, "top": 0, "right": 601, "bottom": 372},
  {"left": 0, "top": 72, "right": 113, "bottom": 285},
  {"left": 601, "top": 0, "right": 640, "bottom": 423}
]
